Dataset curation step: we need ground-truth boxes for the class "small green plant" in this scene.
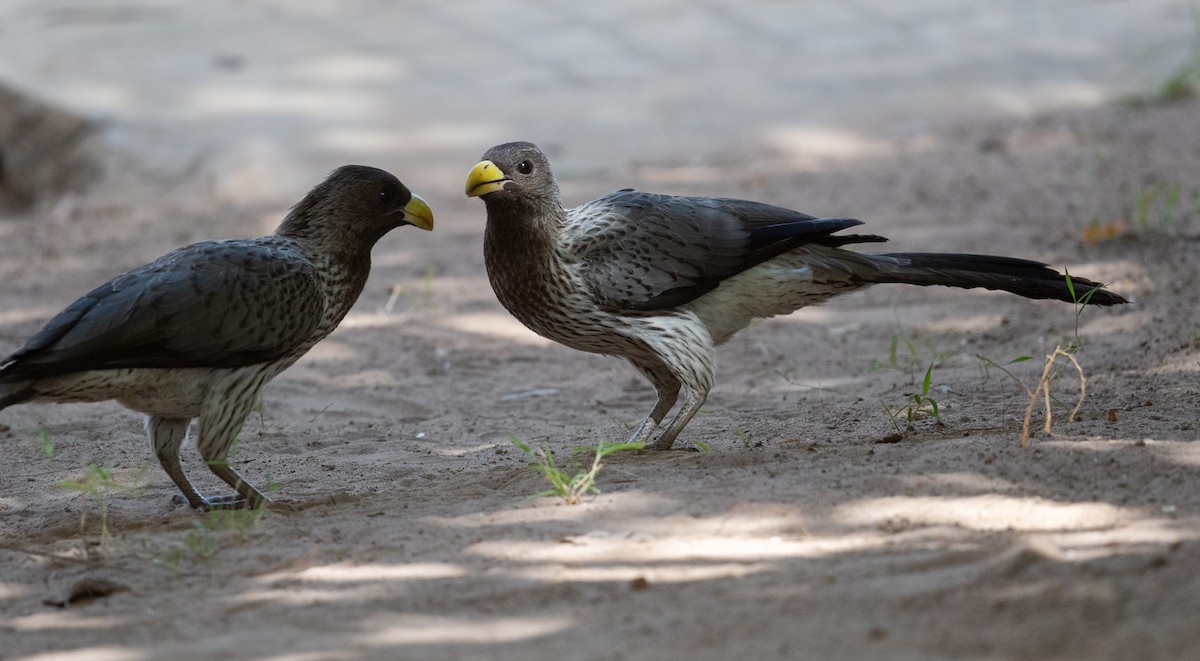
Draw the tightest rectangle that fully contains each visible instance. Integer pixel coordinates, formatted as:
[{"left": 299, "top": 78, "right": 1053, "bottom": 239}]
[
  {"left": 183, "top": 519, "right": 220, "bottom": 558},
  {"left": 510, "top": 435, "right": 644, "bottom": 505},
  {"left": 153, "top": 508, "right": 265, "bottom": 569},
  {"left": 1158, "top": 60, "right": 1200, "bottom": 101},
  {"left": 735, "top": 427, "right": 753, "bottom": 448},
  {"left": 153, "top": 547, "right": 186, "bottom": 571},
  {"left": 1086, "top": 180, "right": 1200, "bottom": 241},
  {"left": 36, "top": 426, "right": 53, "bottom": 458},
  {"left": 869, "top": 326, "right": 923, "bottom": 383},
  {"left": 200, "top": 508, "right": 264, "bottom": 544},
  {"left": 976, "top": 353, "right": 1032, "bottom": 381},
  {"left": 1133, "top": 182, "right": 1193, "bottom": 234},
  {"left": 58, "top": 462, "right": 149, "bottom": 543},
  {"left": 690, "top": 439, "right": 712, "bottom": 452},
  {"left": 1159, "top": 3, "right": 1200, "bottom": 101},
  {"left": 1063, "top": 269, "right": 1108, "bottom": 350},
  {"left": 969, "top": 271, "right": 1110, "bottom": 445},
  {"left": 1122, "top": 3, "right": 1200, "bottom": 106},
  {"left": 883, "top": 361, "right": 944, "bottom": 433},
  {"left": 263, "top": 472, "right": 285, "bottom": 496}
]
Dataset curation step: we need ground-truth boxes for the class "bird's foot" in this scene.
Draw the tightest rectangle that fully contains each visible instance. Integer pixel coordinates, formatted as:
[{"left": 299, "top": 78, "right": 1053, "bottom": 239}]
[
  {"left": 171, "top": 492, "right": 247, "bottom": 510},
  {"left": 208, "top": 494, "right": 301, "bottom": 511},
  {"left": 628, "top": 424, "right": 699, "bottom": 451},
  {"left": 626, "top": 423, "right": 665, "bottom": 449},
  {"left": 645, "top": 435, "right": 687, "bottom": 451},
  {"left": 203, "top": 494, "right": 254, "bottom": 510},
  {"left": 171, "top": 492, "right": 297, "bottom": 510},
  {"left": 626, "top": 425, "right": 675, "bottom": 451}
]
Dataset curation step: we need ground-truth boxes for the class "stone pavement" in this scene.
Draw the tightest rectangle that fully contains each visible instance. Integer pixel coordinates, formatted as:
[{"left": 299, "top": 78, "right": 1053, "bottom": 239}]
[{"left": 0, "top": 0, "right": 1192, "bottom": 205}]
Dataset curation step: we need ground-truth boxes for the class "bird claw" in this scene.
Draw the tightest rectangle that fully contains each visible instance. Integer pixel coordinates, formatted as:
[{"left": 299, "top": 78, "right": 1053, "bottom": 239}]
[
  {"left": 202, "top": 494, "right": 252, "bottom": 510},
  {"left": 646, "top": 436, "right": 680, "bottom": 451},
  {"left": 628, "top": 427, "right": 682, "bottom": 451},
  {"left": 171, "top": 492, "right": 246, "bottom": 510},
  {"left": 204, "top": 494, "right": 302, "bottom": 511},
  {"left": 170, "top": 492, "right": 286, "bottom": 511}
]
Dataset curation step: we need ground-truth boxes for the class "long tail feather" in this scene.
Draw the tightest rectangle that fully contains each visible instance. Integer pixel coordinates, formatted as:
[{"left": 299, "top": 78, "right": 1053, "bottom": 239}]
[{"left": 864, "top": 253, "right": 1127, "bottom": 306}]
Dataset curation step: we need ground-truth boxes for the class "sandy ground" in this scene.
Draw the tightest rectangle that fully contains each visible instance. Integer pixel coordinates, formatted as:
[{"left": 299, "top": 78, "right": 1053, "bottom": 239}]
[{"left": 2, "top": 3, "right": 1200, "bottom": 660}]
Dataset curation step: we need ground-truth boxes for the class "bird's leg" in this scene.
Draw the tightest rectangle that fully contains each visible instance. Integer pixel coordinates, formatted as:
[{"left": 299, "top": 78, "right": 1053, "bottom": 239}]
[
  {"left": 195, "top": 386, "right": 269, "bottom": 510},
  {"left": 627, "top": 415, "right": 661, "bottom": 446},
  {"left": 146, "top": 415, "right": 208, "bottom": 509},
  {"left": 626, "top": 360, "right": 681, "bottom": 445},
  {"left": 647, "top": 386, "right": 709, "bottom": 450},
  {"left": 642, "top": 342, "right": 716, "bottom": 450}
]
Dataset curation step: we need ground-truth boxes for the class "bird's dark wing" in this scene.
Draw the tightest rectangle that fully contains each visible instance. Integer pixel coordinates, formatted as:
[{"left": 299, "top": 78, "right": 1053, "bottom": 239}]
[
  {"left": 0, "top": 239, "right": 324, "bottom": 381},
  {"left": 565, "top": 191, "right": 883, "bottom": 311}
]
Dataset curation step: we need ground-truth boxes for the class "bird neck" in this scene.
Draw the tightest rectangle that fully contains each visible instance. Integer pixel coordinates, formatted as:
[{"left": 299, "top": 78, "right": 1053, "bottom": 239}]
[
  {"left": 482, "top": 200, "right": 564, "bottom": 268},
  {"left": 318, "top": 242, "right": 371, "bottom": 299},
  {"left": 482, "top": 203, "right": 570, "bottom": 322},
  {"left": 271, "top": 231, "right": 372, "bottom": 343},
  {"left": 276, "top": 207, "right": 375, "bottom": 268}
]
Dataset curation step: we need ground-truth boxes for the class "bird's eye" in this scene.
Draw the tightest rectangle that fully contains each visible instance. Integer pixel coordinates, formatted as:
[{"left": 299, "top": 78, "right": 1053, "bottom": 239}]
[
  {"left": 516, "top": 160, "right": 534, "bottom": 175},
  {"left": 379, "top": 188, "right": 394, "bottom": 204}
]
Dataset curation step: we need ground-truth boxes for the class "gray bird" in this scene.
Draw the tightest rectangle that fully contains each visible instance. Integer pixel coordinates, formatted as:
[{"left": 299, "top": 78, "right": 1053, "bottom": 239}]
[
  {"left": 1, "top": 165, "right": 434, "bottom": 509},
  {"left": 465, "top": 141, "right": 1126, "bottom": 450}
]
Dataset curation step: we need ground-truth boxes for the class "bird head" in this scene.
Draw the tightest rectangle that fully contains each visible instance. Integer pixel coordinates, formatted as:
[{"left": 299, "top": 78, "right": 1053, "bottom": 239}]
[
  {"left": 465, "top": 142, "right": 560, "bottom": 208},
  {"left": 279, "top": 165, "right": 434, "bottom": 247}
]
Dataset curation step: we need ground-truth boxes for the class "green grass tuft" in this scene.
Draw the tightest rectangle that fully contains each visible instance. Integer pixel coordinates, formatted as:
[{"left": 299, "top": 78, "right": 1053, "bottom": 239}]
[{"left": 510, "top": 435, "right": 644, "bottom": 505}]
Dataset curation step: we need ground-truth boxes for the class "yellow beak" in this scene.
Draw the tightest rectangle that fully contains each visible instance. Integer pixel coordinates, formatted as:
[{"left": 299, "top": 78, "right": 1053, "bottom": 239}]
[
  {"left": 403, "top": 194, "right": 435, "bottom": 231},
  {"left": 465, "top": 160, "right": 508, "bottom": 197}
]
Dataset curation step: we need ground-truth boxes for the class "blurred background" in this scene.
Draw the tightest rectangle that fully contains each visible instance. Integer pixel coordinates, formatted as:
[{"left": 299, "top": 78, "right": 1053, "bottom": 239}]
[{"left": 0, "top": 0, "right": 1193, "bottom": 221}]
